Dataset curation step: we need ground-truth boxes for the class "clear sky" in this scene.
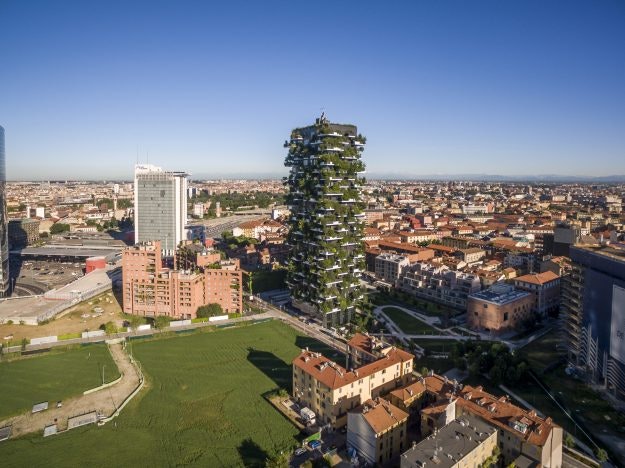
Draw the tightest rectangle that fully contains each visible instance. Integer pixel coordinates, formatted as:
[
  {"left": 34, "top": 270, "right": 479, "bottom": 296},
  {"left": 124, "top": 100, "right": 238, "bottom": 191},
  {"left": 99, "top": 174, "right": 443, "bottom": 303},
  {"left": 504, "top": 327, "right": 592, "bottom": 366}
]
[{"left": 1, "top": 0, "right": 624, "bottom": 180}]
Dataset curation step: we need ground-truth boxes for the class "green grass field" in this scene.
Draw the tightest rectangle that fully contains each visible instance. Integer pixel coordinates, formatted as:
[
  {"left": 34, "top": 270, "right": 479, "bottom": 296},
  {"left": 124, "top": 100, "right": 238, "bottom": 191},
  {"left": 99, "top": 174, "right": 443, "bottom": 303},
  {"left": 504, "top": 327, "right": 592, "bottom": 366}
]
[
  {"left": 0, "top": 344, "right": 119, "bottom": 420},
  {"left": 381, "top": 307, "right": 439, "bottom": 334},
  {"left": 0, "top": 321, "right": 322, "bottom": 467}
]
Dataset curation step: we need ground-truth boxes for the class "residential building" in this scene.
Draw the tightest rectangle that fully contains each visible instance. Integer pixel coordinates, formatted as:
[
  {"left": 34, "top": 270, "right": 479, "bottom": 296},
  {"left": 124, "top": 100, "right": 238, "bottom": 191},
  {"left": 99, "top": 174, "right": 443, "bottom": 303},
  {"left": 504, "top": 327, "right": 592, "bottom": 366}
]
[
  {"left": 416, "top": 379, "right": 562, "bottom": 467},
  {"left": 122, "top": 241, "right": 242, "bottom": 318},
  {"left": 348, "top": 398, "right": 408, "bottom": 466},
  {"left": 467, "top": 283, "right": 533, "bottom": 335},
  {"left": 8, "top": 218, "right": 40, "bottom": 248},
  {"left": 0, "top": 126, "right": 8, "bottom": 296},
  {"left": 292, "top": 338, "right": 414, "bottom": 428},
  {"left": 400, "top": 414, "right": 497, "bottom": 468},
  {"left": 134, "top": 164, "right": 188, "bottom": 255},
  {"left": 375, "top": 253, "right": 409, "bottom": 286},
  {"left": 284, "top": 115, "right": 367, "bottom": 326},
  {"left": 562, "top": 244, "right": 625, "bottom": 400},
  {"left": 455, "top": 247, "right": 486, "bottom": 264},
  {"left": 399, "top": 263, "right": 481, "bottom": 309},
  {"left": 192, "top": 202, "right": 204, "bottom": 218},
  {"left": 514, "top": 271, "right": 561, "bottom": 316}
]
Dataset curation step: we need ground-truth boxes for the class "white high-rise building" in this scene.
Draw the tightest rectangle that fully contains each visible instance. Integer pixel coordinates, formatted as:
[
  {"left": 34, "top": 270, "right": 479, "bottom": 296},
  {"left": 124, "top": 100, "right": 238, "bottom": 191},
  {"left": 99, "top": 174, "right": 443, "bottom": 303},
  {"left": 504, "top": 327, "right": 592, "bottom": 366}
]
[{"left": 134, "top": 164, "right": 188, "bottom": 255}]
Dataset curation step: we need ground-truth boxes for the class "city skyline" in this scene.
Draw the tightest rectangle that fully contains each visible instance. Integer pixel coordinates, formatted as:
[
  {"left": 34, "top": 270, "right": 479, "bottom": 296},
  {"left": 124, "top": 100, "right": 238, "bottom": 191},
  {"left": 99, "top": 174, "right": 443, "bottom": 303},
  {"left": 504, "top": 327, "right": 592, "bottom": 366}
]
[{"left": 1, "top": 1, "right": 624, "bottom": 180}]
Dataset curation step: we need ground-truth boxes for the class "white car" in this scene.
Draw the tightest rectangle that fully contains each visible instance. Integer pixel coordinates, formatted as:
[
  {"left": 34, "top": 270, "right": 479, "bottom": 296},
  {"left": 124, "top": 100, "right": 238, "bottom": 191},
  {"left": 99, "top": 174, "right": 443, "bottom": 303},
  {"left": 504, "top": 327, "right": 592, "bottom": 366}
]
[{"left": 294, "top": 447, "right": 307, "bottom": 457}]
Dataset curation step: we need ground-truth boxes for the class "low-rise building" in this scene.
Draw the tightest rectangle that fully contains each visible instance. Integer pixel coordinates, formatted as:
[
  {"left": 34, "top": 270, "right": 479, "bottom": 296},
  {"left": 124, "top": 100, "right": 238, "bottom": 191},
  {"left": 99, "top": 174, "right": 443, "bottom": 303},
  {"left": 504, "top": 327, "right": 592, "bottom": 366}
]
[
  {"left": 467, "top": 283, "right": 533, "bottom": 334},
  {"left": 375, "top": 253, "right": 410, "bottom": 286},
  {"left": 348, "top": 398, "right": 408, "bottom": 466},
  {"left": 514, "top": 271, "right": 561, "bottom": 316},
  {"left": 292, "top": 342, "right": 414, "bottom": 428},
  {"left": 455, "top": 247, "right": 486, "bottom": 264},
  {"left": 401, "top": 414, "right": 497, "bottom": 468},
  {"left": 400, "top": 262, "right": 481, "bottom": 309}
]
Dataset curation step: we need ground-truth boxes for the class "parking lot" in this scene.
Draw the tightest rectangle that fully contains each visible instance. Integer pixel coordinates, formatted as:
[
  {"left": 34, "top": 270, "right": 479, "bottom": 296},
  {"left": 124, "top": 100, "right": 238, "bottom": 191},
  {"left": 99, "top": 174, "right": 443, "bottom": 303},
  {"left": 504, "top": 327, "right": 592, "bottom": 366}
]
[{"left": 10, "top": 259, "right": 85, "bottom": 294}]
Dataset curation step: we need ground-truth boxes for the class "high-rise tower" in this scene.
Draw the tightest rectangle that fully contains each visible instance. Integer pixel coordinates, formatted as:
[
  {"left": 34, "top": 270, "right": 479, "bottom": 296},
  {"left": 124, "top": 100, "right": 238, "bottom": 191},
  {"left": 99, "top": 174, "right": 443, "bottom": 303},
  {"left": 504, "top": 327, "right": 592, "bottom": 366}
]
[
  {"left": 0, "top": 126, "right": 8, "bottom": 296},
  {"left": 284, "top": 115, "right": 367, "bottom": 326},
  {"left": 134, "top": 164, "right": 188, "bottom": 255}
]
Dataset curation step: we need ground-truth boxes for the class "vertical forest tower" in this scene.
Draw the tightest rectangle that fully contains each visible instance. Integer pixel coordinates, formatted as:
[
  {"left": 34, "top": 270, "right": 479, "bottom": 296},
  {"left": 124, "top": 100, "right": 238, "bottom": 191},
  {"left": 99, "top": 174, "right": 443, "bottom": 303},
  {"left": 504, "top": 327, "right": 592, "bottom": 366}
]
[{"left": 284, "top": 115, "right": 367, "bottom": 326}]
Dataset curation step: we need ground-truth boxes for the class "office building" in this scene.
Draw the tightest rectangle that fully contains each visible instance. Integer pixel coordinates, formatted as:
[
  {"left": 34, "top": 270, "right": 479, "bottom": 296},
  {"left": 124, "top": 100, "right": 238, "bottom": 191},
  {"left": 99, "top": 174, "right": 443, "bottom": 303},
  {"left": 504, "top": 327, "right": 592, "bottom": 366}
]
[
  {"left": 122, "top": 241, "right": 242, "bottom": 318},
  {"left": 8, "top": 218, "right": 40, "bottom": 248},
  {"left": 562, "top": 244, "right": 625, "bottom": 400},
  {"left": 0, "top": 126, "right": 8, "bottom": 297},
  {"left": 467, "top": 283, "right": 533, "bottom": 335},
  {"left": 284, "top": 115, "right": 367, "bottom": 326},
  {"left": 134, "top": 164, "right": 188, "bottom": 255}
]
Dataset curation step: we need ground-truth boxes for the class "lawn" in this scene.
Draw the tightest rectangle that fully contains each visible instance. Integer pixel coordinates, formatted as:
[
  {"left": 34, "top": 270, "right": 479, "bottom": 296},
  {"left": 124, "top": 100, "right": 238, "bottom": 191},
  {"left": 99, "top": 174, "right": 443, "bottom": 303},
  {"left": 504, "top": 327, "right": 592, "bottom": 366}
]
[
  {"left": 381, "top": 307, "right": 439, "bottom": 335},
  {"left": 517, "top": 329, "right": 565, "bottom": 372},
  {"left": 0, "top": 344, "right": 119, "bottom": 420},
  {"left": 412, "top": 338, "right": 459, "bottom": 354},
  {"left": 0, "top": 321, "right": 316, "bottom": 467}
]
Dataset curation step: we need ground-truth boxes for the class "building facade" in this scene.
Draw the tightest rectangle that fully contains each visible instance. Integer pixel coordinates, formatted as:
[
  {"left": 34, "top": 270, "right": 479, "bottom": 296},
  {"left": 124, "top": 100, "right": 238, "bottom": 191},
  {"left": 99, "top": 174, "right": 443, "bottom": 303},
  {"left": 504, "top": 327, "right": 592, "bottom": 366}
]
[
  {"left": 134, "top": 164, "right": 188, "bottom": 255},
  {"left": 122, "top": 241, "right": 242, "bottom": 318},
  {"left": 284, "top": 115, "right": 367, "bottom": 326},
  {"left": 8, "top": 218, "right": 40, "bottom": 248},
  {"left": 292, "top": 337, "right": 414, "bottom": 428},
  {"left": 399, "top": 262, "right": 481, "bottom": 309},
  {"left": 347, "top": 398, "right": 408, "bottom": 466},
  {"left": 467, "top": 283, "right": 534, "bottom": 335},
  {"left": 0, "top": 126, "right": 8, "bottom": 297},
  {"left": 562, "top": 244, "right": 625, "bottom": 400},
  {"left": 375, "top": 253, "right": 409, "bottom": 286},
  {"left": 514, "top": 271, "right": 561, "bottom": 316}
]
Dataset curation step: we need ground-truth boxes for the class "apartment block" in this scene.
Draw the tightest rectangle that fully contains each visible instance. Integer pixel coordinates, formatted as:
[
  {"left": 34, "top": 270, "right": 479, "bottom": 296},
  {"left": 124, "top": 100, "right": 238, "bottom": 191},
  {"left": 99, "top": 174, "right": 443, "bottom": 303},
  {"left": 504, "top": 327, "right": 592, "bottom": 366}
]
[
  {"left": 292, "top": 336, "right": 414, "bottom": 428},
  {"left": 467, "top": 283, "right": 533, "bottom": 335},
  {"left": 400, "top": 262, "right": 481, "bottom": 309},
  {"left": 375, "top": 253, "right": 409, "bottom": 285},
  {"left": 562, "top": 244, "right": 625, "bottom": 400},
  {"left": 514, "top": 271, "right": 561, "bottom": 316},
  {"left": 401, "top": 414, "right": 497, "bottom": 468},
  {"left": 122, "top": 241, "right": 242, "bottom": 319},
  {"left": 347, "top": 398, "right": 408, "bottom": 466},
  {"left": 284, "top": 115, "right": 367, "bottom": 326}
]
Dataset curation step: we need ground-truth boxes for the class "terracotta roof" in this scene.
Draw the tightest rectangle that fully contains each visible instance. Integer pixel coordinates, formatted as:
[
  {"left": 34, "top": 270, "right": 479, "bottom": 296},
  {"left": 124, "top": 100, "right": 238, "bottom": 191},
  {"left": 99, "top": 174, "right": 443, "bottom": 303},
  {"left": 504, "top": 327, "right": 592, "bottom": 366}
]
[
  {"left": 515, "top": 271, "right": 560, "bottom": 285},
  {"left": 354, "top": 398, "right": 408, "bottom": 434},
  {"left": 293, "top": 347, "right": 414, "bottom": 391},
  {"left": 389, "top": 374, "right": 455, "bottom": 404}
]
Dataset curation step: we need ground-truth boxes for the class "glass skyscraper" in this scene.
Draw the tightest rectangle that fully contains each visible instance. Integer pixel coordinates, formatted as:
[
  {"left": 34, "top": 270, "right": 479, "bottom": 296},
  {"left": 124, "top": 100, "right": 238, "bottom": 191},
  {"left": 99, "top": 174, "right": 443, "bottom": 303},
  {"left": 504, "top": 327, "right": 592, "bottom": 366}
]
[
  {"left": 134, "top": 164, "right": 188, "bottom": 255},
  {"left": 0, "top": 126, "right": 9, "bottom": 296}
]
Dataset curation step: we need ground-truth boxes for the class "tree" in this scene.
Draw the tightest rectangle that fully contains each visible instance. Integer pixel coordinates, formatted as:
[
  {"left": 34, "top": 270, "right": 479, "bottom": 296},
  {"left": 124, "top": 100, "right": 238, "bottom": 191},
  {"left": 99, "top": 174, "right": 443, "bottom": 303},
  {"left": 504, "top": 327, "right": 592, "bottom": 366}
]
[
  {"left": 420, "top": 366, "right": 429, "bottom": 376},
  {"left": 154, "top": 315, "right": 171, "bottom": 329},
  {"left": 129, "top": 315, "right": 144, "bottom": 331},
  {"left": 50, "top": 223, "right": 70, "bottom": 234},
  {"left": 21, "top": 338, "right": 28, "bottom": 351},
  {"left": 564, "top": 433, "right": 575, "bottom": 448},
  {"left": 595, "top": 448, "right": 608, "bottom": 462},
  {"left": 104, "top": 321, "right": 118, "bottom": 335},
  {"left": 197, "top": 303, "right": 224, "bottom": 318}
]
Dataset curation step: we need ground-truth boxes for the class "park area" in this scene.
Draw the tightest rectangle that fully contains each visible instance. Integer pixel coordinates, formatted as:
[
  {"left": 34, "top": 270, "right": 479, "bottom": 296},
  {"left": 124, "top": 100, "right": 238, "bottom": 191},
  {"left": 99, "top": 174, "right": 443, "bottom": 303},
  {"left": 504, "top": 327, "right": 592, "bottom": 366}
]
[
  {"left": 0, "top": 320, "right": 330, "bottom": 466},
  {"left": 381, "top": 306, "right": 439, "bottom": 335},
  {"left": 0, "top": 344, "right": 119, "bottom": 420}
]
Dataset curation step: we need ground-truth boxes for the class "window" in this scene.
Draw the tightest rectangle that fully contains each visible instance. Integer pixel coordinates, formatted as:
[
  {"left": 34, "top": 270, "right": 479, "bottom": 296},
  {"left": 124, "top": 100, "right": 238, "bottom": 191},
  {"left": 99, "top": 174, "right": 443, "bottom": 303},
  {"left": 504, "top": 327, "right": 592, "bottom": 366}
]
[{"left": 503, "top": 312, "right": 509, "bottom": 321}]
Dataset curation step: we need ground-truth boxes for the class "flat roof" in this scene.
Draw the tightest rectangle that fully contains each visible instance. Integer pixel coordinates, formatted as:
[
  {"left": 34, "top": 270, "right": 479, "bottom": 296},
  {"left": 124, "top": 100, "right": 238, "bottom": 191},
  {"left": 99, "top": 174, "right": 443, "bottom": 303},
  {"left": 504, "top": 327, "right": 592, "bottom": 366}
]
[
  {"left": 469, "top": 287, "right": 530, "bottom": 306},
  {"left": 13, "top": 247, "right": 121, "bottom": 258},
  {"left": 401, "top": 414, "right": 496, "bottom": 468}
]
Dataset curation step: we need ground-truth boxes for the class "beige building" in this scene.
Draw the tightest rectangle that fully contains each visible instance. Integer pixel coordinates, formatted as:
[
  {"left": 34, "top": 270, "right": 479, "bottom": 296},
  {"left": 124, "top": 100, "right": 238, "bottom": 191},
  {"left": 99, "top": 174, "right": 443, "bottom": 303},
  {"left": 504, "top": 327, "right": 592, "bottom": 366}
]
[
  {"left": 347, "top": 398, "right": 408, "bottom": 466},
  {"left": 467, "top": 283, "right": 534, "bottom": 335},
  {"left": 375, "top": 253, "right": 410, "bottom": 286},
  {"left": 292, "top": 335, "right": 414, "bottom": 428},
  {"left": 514, "top": 271, "right": 561, "bottom": 316}
]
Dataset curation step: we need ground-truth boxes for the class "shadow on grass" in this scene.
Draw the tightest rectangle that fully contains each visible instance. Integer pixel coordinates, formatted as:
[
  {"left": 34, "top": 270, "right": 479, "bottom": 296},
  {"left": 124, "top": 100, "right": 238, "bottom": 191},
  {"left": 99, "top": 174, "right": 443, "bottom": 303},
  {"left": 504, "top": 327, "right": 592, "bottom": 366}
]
[
  {"left": 247, "top": 348, "right": 291, "bottom": 389},
  {"left": 237, "top": 438, "right": 269, "bottom": 468}
]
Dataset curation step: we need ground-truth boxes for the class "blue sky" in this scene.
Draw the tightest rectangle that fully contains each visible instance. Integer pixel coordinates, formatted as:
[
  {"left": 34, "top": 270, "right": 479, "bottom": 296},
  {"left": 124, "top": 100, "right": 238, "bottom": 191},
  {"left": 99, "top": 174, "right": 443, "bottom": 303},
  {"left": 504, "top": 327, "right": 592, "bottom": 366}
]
[{"left": 1, "top": 0, "right": 624, "bottom": 180}]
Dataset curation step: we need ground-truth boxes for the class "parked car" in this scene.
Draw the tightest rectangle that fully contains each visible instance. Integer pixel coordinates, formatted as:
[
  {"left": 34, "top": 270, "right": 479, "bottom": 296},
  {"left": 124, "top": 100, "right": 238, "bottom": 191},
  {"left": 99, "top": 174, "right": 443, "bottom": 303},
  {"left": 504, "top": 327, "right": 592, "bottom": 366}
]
[
  {"left": 294, "top": 447, "right": 307, "bottom": 457},
  {"left": 308, "top": 440, "right": 322, "bottom": 450}
]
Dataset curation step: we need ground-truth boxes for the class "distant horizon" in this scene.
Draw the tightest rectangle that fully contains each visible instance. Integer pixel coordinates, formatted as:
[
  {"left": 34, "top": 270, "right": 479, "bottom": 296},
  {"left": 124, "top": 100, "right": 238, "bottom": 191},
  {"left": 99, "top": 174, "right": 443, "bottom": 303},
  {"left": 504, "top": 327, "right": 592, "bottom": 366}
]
[
  {"left": 1, "top": 1, "right": 624, "bottom": 179},
  {"left": 7, "top": 172, "right": 625, "bottom": 184}
]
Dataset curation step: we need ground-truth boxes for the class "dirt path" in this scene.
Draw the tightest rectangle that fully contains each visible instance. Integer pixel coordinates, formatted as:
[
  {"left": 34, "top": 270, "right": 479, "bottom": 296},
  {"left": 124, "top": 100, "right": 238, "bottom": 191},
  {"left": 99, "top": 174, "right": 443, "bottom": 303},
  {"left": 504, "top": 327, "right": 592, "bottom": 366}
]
[{"left": 0, "top": 341, "right": 141, "bottom": 438}]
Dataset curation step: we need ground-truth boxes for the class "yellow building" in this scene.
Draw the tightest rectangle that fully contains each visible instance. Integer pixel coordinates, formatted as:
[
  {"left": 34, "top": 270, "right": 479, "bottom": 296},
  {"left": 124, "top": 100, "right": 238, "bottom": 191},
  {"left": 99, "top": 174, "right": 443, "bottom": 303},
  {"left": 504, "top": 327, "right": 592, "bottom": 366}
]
[
  {"left": 347, "top": 398, "right": 409, "bottom": 466},
  {"left": 292, "top": 340, "right": 414, "bottom": 428}
]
